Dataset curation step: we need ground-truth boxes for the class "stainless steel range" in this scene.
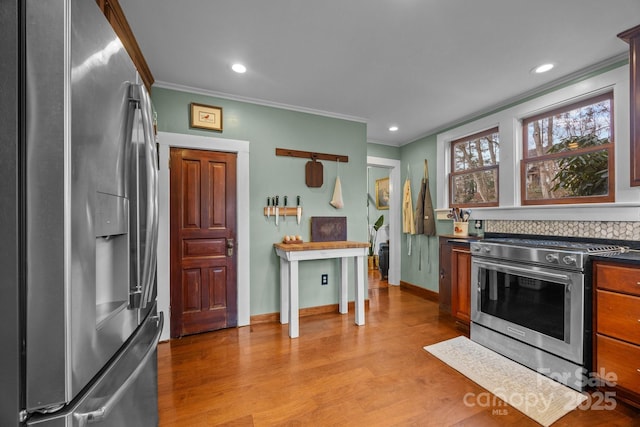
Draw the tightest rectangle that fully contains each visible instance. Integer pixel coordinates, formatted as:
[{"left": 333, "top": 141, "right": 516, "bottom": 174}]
[{"left": 470, "top": 237, "right": 626, "bottom": 391}]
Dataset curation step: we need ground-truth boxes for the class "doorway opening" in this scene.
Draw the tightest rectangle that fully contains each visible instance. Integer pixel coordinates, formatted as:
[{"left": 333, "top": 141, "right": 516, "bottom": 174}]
[{"left": 366, "top": 156, "right": 400, "bottom": 286}]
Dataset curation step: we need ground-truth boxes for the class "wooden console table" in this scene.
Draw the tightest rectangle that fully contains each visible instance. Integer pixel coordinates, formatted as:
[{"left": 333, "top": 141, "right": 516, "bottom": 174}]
[{"left": 273, "top": 241, "right": 369, "bottom": 338}]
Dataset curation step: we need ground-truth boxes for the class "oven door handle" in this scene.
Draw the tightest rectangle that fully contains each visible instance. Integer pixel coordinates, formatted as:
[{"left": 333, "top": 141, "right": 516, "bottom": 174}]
[{"left": 473, "top": 259, "right": 572, "bottom": 285}]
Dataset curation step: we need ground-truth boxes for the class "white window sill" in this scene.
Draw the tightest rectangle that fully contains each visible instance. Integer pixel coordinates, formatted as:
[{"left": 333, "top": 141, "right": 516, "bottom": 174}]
[{"left": 459, "top": 203, "right": 640, "bottom": 222}]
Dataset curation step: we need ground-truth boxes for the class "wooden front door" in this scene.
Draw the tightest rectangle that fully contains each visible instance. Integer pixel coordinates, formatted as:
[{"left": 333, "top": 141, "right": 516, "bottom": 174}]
[{"left": 170, "top": 148, "right": 237, "bottom": 337}]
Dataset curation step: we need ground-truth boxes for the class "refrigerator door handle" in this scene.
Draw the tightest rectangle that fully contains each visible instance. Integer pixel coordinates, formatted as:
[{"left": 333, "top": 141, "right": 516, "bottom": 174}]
[
  {"left": 131, "top": 83, "right": 159, "bottom": 309},
  {"left": 73, "top": 313, "right": 163, "bottom": 426}
]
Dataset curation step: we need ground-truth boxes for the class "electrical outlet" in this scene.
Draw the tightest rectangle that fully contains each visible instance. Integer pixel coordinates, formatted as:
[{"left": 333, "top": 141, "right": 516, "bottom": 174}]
[
  {"left": 474, "top": 220, "right": 483, "bottom": 229},
  {"left": 321, "top": 274, "right": 328, "bottom": 285}
]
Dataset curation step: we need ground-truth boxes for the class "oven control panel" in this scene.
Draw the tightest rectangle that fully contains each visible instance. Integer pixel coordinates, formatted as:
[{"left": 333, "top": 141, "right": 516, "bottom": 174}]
[{"left": 470, "top": 240, "right": 586, "bottom": 271}]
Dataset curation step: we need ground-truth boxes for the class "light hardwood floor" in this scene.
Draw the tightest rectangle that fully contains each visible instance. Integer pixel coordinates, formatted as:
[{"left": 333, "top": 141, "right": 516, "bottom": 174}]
[{"left": 158, "top": 272, "right": 640, "bottom": 426}]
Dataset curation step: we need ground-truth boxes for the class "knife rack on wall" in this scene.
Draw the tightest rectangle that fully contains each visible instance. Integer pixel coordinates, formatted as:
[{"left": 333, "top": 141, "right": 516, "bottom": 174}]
[{"left": 263, "top": 207, "right": 300, "bottom": 216}]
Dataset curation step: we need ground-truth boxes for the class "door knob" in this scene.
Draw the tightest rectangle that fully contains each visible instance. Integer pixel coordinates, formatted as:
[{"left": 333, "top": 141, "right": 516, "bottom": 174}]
[{"left": 226, "top": 238, "right": 234, "bottom": 257}]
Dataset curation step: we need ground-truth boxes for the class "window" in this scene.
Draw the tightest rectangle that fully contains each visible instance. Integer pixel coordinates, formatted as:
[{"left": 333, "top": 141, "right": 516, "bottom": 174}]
[
  {"left": 450, "top": 127, "right": 499, "bottom": 207},
  {"left": 521, "top": 92, "right": 614, "bottom": 205}
]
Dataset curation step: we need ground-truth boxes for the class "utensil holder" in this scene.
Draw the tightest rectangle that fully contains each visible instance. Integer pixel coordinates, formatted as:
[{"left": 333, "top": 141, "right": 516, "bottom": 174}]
[{"left": 453, "top": 221, "right": 469, "bottom": 237}]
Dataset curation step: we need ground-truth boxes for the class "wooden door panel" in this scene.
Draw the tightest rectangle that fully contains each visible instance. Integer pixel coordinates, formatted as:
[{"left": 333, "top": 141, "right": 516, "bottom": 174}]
[
  {"left": 209, "top": 267, "right": 227, "bottom": 308},
  {"left": 182, "top": 239, "right": 226, "bottom": 259},
  {"left": 182, "top": 160, "right": 201, "bottom": 229},
  {"left": 183, "top": 269, "right": 202, "bottom": 313},
  {"left": 208, "top": 162, "right": 227, "bottom": 229},
  {"left": 170, "top": 148, "right": 237, "bottom": 337}
]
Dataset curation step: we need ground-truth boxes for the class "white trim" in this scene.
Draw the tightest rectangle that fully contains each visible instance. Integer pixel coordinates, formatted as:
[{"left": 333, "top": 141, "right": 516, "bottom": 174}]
[
  {"left": 436, "top": 66, "right": 638, "bottom": 222},
  {"left": 154, "top": 80, "right": 367, "bottom": 124},
  {"left": 156, "top": 131, "right": 250, "bottom": 341},
  {"left": 367, "top": 156, "right": 401, "bottom": 285}
]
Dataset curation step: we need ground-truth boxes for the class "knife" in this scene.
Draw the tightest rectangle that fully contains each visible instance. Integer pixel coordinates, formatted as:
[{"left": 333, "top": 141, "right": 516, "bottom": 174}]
[
  {"left": 296, "top": 195, "right": 302, "bottom": 225},
  {"left": 283, "top": 196, "right": 288, "bottom": 221},
  {"left": 266, "top": 197, "right": 271, "bottom": 219},
  {"left": 275, "top": 195, "right": 279, "bottom": 226}
]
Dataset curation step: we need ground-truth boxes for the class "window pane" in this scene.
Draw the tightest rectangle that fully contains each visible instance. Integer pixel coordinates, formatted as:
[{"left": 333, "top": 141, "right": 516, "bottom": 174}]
[
  {"left": 524, "top": 149, "right": 610, "bottom": 200},
  {"left": 526, "top": 98, "right": 612, "bottom": 157},
  {"left": 451, "top": 169, "right": 498, "bottom": 205},
  {"left": 453, "top": 132, "right": 499, "bottom": 172}
]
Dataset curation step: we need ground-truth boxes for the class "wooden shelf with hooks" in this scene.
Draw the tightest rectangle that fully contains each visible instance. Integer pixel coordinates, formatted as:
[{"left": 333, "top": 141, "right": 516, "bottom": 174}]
[{"left": 275, "top": 148, "right": 348, "bottom": 163}]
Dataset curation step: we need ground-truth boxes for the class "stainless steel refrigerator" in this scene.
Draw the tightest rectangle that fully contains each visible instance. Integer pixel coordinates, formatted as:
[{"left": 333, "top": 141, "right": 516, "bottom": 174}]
[{"left": 0, "top": 0, "right": 162, "bottom": 425}]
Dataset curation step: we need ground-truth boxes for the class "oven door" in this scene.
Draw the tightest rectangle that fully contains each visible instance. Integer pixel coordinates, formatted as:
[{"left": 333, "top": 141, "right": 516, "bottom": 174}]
[{"left": 471, "top": 257, "right": 585, "bottom": 364}]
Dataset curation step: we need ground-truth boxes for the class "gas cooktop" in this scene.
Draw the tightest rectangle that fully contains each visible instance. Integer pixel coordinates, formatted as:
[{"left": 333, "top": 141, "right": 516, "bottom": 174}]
[{"left": 481, "top": 237, "right": 628, "bottom": 254}]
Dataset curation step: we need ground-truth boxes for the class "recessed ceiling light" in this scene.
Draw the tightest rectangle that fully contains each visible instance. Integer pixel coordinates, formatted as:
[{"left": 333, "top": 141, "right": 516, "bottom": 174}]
[
  {"left": 232, "top": 63, "right": 247, "bottom": 74},
  {"left": 389, "top": 126, "right": 399, "bottom": 132},
  {"left": 533, "top": 63, "right": 554, "bottom": 74}
]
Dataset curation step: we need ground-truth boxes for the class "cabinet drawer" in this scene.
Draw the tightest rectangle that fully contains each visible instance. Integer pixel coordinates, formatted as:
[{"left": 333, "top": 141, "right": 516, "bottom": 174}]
[
  {"left": 595, "top": 263, "right": 640, "bottom": 296},
  {"left": 597, "top": 290, "right": 640, "bottom": 344},
  {"left": 596, "top": 335, "right": 640, "bottom": 395}
]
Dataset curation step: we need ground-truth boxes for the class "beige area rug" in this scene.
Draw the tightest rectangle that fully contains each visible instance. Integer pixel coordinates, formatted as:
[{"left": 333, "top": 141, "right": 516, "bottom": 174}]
[{"left": 424, "top": 336, "right": 587, "bottom": 426}]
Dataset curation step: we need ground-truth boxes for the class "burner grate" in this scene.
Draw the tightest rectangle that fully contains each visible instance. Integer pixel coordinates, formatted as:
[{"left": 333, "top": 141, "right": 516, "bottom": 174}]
[{"left": 483, "top": 238, "right": 627, "bottom": 255}]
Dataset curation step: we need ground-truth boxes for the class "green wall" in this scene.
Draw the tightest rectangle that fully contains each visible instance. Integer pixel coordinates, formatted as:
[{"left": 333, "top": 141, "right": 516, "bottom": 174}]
[
  {"left": 367, "top": 142, "right": 400, "bottom": 159},
  {"left": 398, "top": 134, "right": 443, "bottom": 292},
  {"left": 152, "top": 87, "right": 368, "bottom": 315}
]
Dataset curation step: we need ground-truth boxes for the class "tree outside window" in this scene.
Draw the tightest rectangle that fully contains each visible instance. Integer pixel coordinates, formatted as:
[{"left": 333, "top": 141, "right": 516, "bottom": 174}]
[
  {"left": 450, "top": 127, "right": 499, "bottom": 207},
  {"left": 521, "top": 92, "right": 614, "bottom": 205}
]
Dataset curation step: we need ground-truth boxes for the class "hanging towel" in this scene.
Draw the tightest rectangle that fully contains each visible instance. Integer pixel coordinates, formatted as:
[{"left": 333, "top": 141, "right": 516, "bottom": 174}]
[
  {"left": 415, "top": 160, "right": 437, "bottom": 270},
  {"left": 330, "top": 176, "right": 344, "bottom": 209},
  {"left": 330, "top": 160, "right": 344, "bottom": 209},
  {"left": 415, "top": 179, "right": 425, "bottom": 235},
  {"left": 415, "top": 160, "right": 436, "bottom": 236},
  {"left": 402, "top": 177, "right": 416, "bottom": 234},
  {"left": 423, "top": 161, "right": 436, "bottom": 272},
  {"left": 403, "top": 174, "right": 416, "bottom": 256},
  {"left": 414, "top": 174, "right": 425, "bottom": 269}
]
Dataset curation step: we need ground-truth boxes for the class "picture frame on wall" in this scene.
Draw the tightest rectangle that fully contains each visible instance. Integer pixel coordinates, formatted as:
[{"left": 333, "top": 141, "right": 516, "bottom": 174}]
[
  {"left": 190, "top": 102, "right": 223, "bottom": 131},
  {"left": 375, "top": 177, "right": 390, "bottom": 210}
]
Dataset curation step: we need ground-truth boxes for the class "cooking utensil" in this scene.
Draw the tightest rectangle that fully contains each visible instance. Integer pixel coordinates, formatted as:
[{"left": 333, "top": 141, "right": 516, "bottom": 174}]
[
  {"left": 275, "top": 195, "right": 279, "bottom": 226},
  {"left": 305, "top": 156, "right": 323, "bottom": 187},
  {"left": 296, "top": 195, "right": 302, "bottom": 225}
]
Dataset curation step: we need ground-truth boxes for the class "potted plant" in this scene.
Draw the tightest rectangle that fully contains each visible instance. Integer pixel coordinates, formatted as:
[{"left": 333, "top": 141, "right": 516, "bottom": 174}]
[{"left": 368, "top": 215, "right": 384, "bottom": 270}]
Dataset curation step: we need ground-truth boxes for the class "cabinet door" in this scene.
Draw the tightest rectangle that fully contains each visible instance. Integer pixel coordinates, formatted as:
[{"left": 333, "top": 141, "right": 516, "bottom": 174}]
[
  {"left": 618, "top": 25, "right": 640, "bottom": 186},
  {"left": 451, "top": 248, "right": 471, "bottom": 324}
]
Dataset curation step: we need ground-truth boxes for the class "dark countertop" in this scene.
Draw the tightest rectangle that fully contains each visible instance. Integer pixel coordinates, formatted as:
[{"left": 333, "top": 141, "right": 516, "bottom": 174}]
[
  {"left": 591, "top": 250, "right": 640, "bottom": 265},
  {"left": 439, "top": 234, "right": 482, "bottom": 245}
]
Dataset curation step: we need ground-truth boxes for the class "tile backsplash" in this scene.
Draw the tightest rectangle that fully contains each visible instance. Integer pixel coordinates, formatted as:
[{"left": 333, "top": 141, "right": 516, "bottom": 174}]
[{"left": 486, "top": 220, "right": 640, "bottom": 242}]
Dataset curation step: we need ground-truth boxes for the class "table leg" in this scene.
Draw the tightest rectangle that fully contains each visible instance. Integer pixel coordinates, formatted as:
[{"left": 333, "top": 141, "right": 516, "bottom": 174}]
[
  {"left": 354, "top": 255, "right": 365, "bottom": 326},
  {"left": 289, "top": 260, "right": 299, "bottom": 338},
  {"left": 339, "top": 257, "right": 348, "bottom": 314},
  {"left": 280, "top": 257, "right": 289, "bottom": 324}
]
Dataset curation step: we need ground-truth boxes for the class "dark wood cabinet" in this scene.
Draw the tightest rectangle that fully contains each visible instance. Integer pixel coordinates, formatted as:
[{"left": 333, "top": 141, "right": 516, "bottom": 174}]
[
  {"left": 438, "top": 236, "right": 477, "bottom": 330},
  {"left": 618, "top": 24, "right": 640, "bottom": 187},
  {"left": 593, "top": 260, "right": 640, "bottom": 408},
  {"left": 451, "top": 247, "right": 471, "bottom": 325}
]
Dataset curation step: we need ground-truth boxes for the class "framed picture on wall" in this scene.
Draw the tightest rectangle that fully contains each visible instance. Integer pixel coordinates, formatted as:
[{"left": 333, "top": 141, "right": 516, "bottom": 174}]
[
  {"left": 190, "top": 103, "right": 223, "bottom": 131},
  {"left": 375, "top": 177, "right": 390, "bottom": 210}
]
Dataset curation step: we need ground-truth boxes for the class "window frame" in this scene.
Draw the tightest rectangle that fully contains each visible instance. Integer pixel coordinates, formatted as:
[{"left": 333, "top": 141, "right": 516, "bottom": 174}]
[
  {"left": 520, "top": 92, "right": 615, "bottom": 206},
  {"left": 449, "top": 126, "right": 500, "bottom": 208}
]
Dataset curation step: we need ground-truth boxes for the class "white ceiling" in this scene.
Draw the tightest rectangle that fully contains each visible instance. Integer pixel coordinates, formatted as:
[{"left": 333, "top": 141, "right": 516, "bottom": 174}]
[{"left": 118, "top": 0, "right": 640, "bottom": 147}]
